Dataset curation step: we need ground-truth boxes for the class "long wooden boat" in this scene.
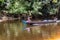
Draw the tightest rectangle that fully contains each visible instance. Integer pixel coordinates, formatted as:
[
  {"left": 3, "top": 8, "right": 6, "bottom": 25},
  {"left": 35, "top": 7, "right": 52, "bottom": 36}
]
[{"left": 27, "top": 20, "right": 60, "bottom": 25}]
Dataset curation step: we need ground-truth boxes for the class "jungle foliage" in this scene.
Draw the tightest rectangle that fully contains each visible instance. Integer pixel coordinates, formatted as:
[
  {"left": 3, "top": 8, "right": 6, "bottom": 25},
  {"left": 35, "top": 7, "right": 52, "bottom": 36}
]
[{"left": 0, "top": 0, "right": 60, "bottom": 15}]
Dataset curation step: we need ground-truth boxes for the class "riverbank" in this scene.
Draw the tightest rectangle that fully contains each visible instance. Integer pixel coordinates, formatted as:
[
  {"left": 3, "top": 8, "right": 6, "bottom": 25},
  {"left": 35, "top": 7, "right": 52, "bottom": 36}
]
[{"left": 0, "top": 16, "right": 20, "bottom": 22}]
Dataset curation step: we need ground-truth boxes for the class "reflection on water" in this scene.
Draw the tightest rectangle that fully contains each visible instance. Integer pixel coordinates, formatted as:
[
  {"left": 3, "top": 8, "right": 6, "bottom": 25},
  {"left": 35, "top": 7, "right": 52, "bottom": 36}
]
[{"left": 0, "top": 21, "right": 60, "bottom": 40}]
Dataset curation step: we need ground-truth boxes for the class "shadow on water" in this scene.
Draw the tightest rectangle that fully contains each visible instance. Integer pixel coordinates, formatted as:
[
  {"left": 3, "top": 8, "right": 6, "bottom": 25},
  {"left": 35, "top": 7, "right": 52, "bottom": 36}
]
[{"left": 0, "top": 20, "right": 60, "bottom": 40}]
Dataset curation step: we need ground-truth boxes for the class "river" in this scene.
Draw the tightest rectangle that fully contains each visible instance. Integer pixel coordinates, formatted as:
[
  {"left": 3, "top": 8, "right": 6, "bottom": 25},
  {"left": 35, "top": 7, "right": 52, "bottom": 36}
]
[{"left": 0, "top": 20, "right": 60, "bottom": 40}]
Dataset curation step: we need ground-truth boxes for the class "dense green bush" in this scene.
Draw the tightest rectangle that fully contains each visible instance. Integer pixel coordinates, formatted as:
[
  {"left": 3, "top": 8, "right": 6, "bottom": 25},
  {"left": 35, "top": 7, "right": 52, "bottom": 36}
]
[{"left": 0, "top": 0, "right": 60, "bottom": 15}]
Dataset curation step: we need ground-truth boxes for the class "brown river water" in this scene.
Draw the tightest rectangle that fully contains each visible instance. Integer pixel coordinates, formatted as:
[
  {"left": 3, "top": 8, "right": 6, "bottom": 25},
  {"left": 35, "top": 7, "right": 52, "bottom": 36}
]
[{"left": 0, "top": 20, "right": 60, "bottom": 40}]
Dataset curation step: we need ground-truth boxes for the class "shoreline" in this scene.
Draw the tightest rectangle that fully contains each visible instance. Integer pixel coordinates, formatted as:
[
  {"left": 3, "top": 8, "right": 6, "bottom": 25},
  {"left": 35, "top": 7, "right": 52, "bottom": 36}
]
[{"left": 0, "top": 17, "right": 20, "bottom": 23}]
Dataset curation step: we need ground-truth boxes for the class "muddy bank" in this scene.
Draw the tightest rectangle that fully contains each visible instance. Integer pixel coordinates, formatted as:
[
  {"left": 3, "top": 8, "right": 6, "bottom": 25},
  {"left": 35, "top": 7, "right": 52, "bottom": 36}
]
[{"left": 0, "top": 16, "right": 20, "bottom": 22}]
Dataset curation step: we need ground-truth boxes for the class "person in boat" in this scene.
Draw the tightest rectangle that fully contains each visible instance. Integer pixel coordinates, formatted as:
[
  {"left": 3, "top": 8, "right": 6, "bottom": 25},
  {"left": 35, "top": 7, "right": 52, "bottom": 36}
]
[
  {"left": 26, "top": 16, "right": 31, "bottom": 23},
  {"left": 22, "top": 15, "right": 31, "bottom": 30},
  {"left": 21, "top": 15, "right": 27, "bottom": 30}
]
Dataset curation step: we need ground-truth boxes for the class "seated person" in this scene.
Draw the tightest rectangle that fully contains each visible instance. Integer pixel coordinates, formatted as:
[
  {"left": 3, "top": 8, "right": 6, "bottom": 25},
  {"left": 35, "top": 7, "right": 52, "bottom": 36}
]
[
  {"left": 22, "top": 16, "right": 31, "bottom": 30},
  {"left": 26, "top": 16, "right": 31, "bottom": 23}
]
